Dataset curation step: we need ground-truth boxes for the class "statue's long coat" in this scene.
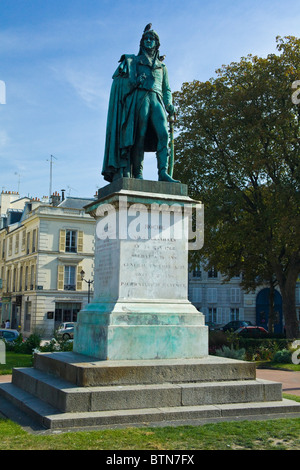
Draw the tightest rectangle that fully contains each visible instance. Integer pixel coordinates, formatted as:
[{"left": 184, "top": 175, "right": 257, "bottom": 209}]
[{"left": 101, "top": 54, "right": 170, "bottom": 182}]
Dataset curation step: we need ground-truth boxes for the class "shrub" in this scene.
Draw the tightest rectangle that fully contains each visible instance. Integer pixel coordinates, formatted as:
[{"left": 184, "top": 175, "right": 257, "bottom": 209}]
[
  {"left": 272, "top": 349, "right": 292, "bottom": 364},
  {"left": 209, "top": 330, "right": 228, "bottom": 352},
  {"left": 4, "top": 332, "right": 42, "bottom": 354},
  {"left": 215, "top": 345, "right": 246, "bottom": 360},
  {"left": 36, "top": 337, "right": 73, "bottom": 353}
]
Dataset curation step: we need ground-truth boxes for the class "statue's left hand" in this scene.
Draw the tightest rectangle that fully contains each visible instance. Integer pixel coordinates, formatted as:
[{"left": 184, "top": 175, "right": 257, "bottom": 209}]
[{"left": 166, "top": 104, "right": 175, "bottom": 115}]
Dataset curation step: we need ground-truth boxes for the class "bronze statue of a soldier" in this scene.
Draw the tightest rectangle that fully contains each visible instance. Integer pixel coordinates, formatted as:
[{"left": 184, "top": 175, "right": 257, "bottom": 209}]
[{"left": 102, "top": 24, "right": 179, "bottom": 183}]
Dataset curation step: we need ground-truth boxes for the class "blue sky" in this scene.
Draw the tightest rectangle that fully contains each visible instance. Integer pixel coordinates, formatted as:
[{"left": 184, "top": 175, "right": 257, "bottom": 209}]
[{"left": 0, "top": 0, "right": 299, "bottom": 200}]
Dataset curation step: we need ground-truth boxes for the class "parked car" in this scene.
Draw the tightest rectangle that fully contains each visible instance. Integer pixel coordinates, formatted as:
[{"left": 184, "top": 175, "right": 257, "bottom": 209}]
[
  {"left": 222, "top": 320, "right": 253, "bottom": 332},
  {"left": 57, "top": 322, "right": 74, "bottom": 340},
  {"left": 235, "top": 326, "right": 268, "bottom": 338},
  {"left": 206, "top": 321, "right": 218, "bottom": 331},
  {"left": 0, "top": 329, "right": 20, "bottom": 343}
]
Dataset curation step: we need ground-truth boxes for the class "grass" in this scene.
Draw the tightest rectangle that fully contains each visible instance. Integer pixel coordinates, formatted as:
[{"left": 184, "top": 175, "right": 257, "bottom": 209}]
[
  {"left": 0, "top": 350, "right": 299, "bottom": 450},
  {"left": 0, "top": 415, "right": 299, "bottom": 450},
  {"left": 0, "top": 352, "right": 33, "bottom": 375},
  {"left": 268, "top": 363, "right": 300, "bottom": 371}
]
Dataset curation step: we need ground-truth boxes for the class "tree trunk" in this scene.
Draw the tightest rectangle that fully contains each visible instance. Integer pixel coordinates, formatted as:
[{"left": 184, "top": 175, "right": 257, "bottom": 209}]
[
  {"left": 274, "top": 264, "right": 299, "bottom": 338},
  {"left": 268, "top": 282, "right": 275, "bottom": 334}
]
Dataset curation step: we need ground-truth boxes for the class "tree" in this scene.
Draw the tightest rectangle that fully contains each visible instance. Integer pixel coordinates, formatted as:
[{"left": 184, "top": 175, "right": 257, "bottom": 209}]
[{"left": 173, "top": 36, "right": 300, "bottom": 338}]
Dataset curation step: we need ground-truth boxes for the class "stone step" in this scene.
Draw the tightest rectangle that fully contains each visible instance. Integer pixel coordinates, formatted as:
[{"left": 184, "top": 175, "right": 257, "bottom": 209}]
[
  {"left": 33, "top": 352, "right": 256, "bottom": 387},
  {"left": 1, "top": 381, "right": 300, "bottom": 430},
  {"left": 11, "top": 367, "right": 282, "bottom": 413}
]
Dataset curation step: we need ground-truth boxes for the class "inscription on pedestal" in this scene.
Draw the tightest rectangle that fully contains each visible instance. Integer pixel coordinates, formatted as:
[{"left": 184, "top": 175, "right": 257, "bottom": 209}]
[
  {"left": 94, "top": 238, "right": 119, "bottom": 300},
  {"left": 120, "top": 238, "right": 187, "bottom": 300}
]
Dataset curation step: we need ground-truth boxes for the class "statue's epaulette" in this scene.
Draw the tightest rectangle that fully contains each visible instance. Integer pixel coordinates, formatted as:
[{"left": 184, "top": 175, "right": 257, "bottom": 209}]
[{"left": 118, "top": 54, "right": 136, "bottom": 63}]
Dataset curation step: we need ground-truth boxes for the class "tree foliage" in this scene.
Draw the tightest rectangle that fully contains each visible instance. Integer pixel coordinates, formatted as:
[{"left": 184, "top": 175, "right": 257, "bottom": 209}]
[{"left": 173, "top": 36, "right": 300, "bottom": 338}]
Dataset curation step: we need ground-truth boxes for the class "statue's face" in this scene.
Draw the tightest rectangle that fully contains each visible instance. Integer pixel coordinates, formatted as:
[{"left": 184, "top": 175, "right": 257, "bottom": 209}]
[{"left": 143, "top": 32, "right": 156, "bottom": 50}]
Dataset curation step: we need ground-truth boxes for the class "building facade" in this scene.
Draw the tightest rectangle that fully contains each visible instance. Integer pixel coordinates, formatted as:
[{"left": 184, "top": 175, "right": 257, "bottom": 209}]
[
  {"left": 0, "top": 192, "right": 95, "bottom": 338},
  {"left": 188, "top": 262, "right": 300, "bottom": 333},
  {"left": 1, "top": 189, "right": 299, "bottom": 337}
]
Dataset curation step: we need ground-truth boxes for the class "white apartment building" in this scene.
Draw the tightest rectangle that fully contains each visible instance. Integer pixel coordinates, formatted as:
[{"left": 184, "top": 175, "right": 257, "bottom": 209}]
[
  {"left": 188, "top": 262, "right": 300, "bottom": 334},
  {"left": 0, "top": 191, "right": 96, "bottom": 337}
]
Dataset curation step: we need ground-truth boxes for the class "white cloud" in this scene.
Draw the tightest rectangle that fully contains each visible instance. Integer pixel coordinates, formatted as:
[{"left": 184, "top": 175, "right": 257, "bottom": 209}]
[
  {"left": 49, "top": 62, "right": 110, "bottom": 109},
  {"left": 0, "top": 130, "right": 10, "bottom": 149}
]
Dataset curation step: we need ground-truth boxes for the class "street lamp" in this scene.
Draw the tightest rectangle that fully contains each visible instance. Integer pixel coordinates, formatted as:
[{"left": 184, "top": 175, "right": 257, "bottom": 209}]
[{"left": 80, "top": 270, "right": 94, "bottom": 304}]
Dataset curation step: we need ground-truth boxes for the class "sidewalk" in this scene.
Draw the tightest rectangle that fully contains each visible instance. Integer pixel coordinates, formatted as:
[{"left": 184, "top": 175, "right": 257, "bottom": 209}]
[
  {"left": 0, "top": 375, "right": 11, "bottom": 383},
  {"left": 256, "top": 368, "right": 300, "bottom": 396},
  {"left": 1, "top": 368, "right": 299, "bottom": 395}
]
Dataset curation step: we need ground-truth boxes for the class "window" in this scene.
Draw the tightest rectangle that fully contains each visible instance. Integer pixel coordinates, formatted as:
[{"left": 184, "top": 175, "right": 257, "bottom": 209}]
[
  {"left": 15, "top": 233, "right": 19, "bottom": 254},
  {"left": 25, "top": 266, "right": 29, "bottom": 291},
  {"left": 26, "top": 232, "right": 31, "bottom": 254},
  {"left": 54, "top": 302, "right": 81, "bottom": 327},
  {"left": 230, "top": 308, "right": 240, "bottom": 321},
  {"left": 208, "top": 267, "right": 218, "bottom": 278},
  {"left": 208, "top": 307, "right": 217, "bottom": 323},
  {"left": 192, "top": 287, "right": 202, "bottom": 302},
  {"left": 207, "top": 288, "right": 217, "bottom": 303},
  {"left": 192, "top": 266, "right": 202, "bottom": 278},
  {"left": 19, "top": 266, "right": 23, "bottom": 291},
  {"left": 24, "top": 301, "right": 31, "bottom": 332},
  {"left": 32, "top": 229, "right": 37, "bottom": 252},
  {"left": 12, "top": 268, "right": 17, "bottom": 292},
  {"left": 21, "top": 231, "right": 26, "bottom": 251},
  {"left": 64, "top": 266, "right": 76, "bottom": 290},
  {"left": 6, "top": 269, "right": 10, "bottom": 292},
  {"left": 216, "top": 307, "right": 228, "bottom": 325},
  {"left": 30, "top": 265, "right": 35, "bottom": 290},
  {"left": 8, "top": 237, "right": 12, "bottom": 256},
  {"left": 65, "top": 230, "right": 77, "bottom": 253},
  {"left": 230, "top": 288, "right": 240, "bottom": 303}
]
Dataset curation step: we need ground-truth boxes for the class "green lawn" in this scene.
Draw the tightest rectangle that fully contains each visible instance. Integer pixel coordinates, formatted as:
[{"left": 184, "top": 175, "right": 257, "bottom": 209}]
[
  {"left": 0, "top": 353, "right": 300, "bottom": 449},
  {"left": 0, "top": 415, "right": 299, "bottom": 450},
  {"left": 0, "top": 352, "right": 33, "bottom": 375}
]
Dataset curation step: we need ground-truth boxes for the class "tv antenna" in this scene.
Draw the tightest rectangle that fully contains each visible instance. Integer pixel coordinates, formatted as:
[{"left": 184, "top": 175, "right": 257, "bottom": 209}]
[
  {"left": 14, "top": 172, "right": 21, "bottom": 194},
  {"left": 46, "top": 155, "right": 57, "bottom": 200},
  {"left": 67, "top": 185, "right": 78, "bottom": 196}
]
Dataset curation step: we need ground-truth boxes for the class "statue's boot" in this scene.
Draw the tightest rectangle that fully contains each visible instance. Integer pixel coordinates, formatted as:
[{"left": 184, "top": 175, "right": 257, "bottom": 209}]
[
  {"left": 132, "top": 149, "right": 144, "bottom": 180},
  {"left": 157, "top": 147, "right": 180, "bottom": 183}
]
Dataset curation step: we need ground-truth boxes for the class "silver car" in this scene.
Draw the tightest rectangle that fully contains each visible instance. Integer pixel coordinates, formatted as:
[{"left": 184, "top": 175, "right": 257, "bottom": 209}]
[{"left": 57, "top": 322, "right": 74, "bottom": 340}]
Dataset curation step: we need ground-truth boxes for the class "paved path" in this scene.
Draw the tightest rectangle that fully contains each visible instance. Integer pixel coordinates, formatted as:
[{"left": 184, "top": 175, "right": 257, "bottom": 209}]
[
  {"left": 0, "top": 375, "right": 11, "bottom": 383},
  {"left": 1, "top": 368, "right": 299, "bottom": 395},
  {"left": 256, "top": 369, "right": 300, "bottom": 396}
]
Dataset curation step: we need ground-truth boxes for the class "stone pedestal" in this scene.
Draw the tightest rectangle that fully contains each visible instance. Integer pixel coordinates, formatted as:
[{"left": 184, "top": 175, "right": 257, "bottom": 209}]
[
  {"left": 1, "top": 183, "right": 298, "bottom": 432},
  {"left": 73, "top": 178, "right": 208, "bottom": 360},
  {"left": 1, "top": 352, "right": 299, "bottom": 430}
]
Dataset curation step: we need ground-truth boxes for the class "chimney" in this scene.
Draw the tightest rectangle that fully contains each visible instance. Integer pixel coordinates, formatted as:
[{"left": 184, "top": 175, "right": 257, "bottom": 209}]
[
  {"left": 61, "top": 189, "right": 66, "bottom": 201},
  {"left": 50, "top": 191, "right": 61, "bottom": 206}
]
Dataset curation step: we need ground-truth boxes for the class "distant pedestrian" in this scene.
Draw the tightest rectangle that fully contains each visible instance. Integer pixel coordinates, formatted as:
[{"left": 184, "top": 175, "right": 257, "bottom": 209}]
[{"left": 5, "top": 319, "right": 10, "bottom": 329}]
